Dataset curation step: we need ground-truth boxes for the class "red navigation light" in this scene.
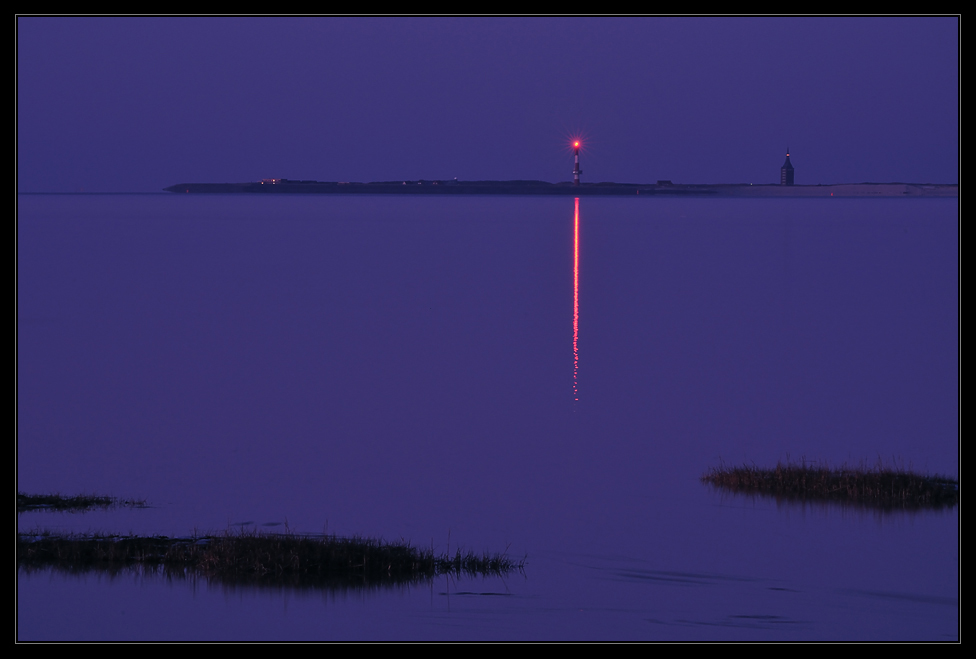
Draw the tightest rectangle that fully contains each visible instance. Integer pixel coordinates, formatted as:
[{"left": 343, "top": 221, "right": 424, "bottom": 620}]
[{"left": 564, "top": 132, "right": 588, "bottom": 156}]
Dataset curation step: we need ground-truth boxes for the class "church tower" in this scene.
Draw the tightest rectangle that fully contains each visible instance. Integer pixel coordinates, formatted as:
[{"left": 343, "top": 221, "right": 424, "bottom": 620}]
[{"left": 780, "top": 147, "right": 795, "bottom": 185}]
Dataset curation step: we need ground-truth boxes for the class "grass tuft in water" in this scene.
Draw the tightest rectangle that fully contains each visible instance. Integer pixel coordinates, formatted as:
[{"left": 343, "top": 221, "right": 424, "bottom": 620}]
[
  {"left": 17, "top": 492, "right": 147, "bottom": 513},
  {"left": 701, "top": 460, "right": 958, "bottom": 509},
  {"left": 17, "top": 528, "right": 524, "bottom": 585}
]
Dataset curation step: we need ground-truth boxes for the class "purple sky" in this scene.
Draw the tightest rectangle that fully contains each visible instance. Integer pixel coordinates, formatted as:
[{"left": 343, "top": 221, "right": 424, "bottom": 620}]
[{"left": 17, "top": 17, "right": 958, "bottom": 192}]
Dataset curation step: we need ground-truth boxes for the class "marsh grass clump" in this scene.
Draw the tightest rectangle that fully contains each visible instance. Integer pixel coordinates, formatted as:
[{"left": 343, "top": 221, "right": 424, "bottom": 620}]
[
  {"left": 701, "top": 460, "right": 958, "bottom": 510},
  {"left": 17, "top": 492, "right": 147, "bottom": 513},
  {"left": 17, "top": 529, "right": 524, "bottom": 586}
]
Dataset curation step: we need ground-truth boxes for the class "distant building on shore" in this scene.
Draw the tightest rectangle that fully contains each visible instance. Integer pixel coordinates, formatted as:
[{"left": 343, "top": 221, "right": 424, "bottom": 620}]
[{"left": 781, "top": 148, "right": 795, "bottom": 185}]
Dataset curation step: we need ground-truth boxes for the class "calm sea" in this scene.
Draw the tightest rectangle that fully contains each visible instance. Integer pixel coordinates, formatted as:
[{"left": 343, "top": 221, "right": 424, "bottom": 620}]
[{"left": 17, "top": 193, "right": 958, "bottom": 641}]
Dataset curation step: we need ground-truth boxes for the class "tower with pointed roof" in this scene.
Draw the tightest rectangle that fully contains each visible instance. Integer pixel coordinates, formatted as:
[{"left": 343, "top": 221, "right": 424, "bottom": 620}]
[{"left": 780, "top": 147, "right": 794, "bottom": 185}]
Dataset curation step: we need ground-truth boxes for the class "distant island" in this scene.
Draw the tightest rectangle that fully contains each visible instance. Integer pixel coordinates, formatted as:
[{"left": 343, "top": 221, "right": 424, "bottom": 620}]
[{"left": 165, "top": 179, "right": 957, "bottom": 197}]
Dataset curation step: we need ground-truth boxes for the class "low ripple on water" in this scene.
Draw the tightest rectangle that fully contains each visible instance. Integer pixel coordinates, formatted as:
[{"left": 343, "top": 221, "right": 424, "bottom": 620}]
[{"left": 651, "top": 614, "right": 810, "bottom": 631}]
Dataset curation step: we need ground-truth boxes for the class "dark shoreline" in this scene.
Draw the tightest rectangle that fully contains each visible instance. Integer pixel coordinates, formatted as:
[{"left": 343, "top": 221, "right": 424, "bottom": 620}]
[{"left": 164, "top": 180, "right": 958, "bottom": 197}]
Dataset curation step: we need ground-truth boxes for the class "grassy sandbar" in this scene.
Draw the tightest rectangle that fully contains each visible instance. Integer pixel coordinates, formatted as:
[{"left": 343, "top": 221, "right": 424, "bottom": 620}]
[
  {"left": 701, "top": 461, "right": 958, "bottom": 509},
  {"left": 17, "top": 529, "right": 523, "bottom": 585},
  {"left": 17, "top": 492, "right": 146, "bottom": 513}
]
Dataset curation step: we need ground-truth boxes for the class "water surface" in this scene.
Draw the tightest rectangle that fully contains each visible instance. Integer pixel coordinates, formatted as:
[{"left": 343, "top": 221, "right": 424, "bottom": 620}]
[{"left": 17, "top": 194, "right": 958, "bottom": 640}]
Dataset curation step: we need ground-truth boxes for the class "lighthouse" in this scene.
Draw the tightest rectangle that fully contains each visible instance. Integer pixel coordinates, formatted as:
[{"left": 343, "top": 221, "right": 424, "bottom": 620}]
[
  {"left": 573, "top": 141, "right": 582, "bottom": 187},
  {"left": 781, "top": 147, "right": 795, "bottom": 185}
]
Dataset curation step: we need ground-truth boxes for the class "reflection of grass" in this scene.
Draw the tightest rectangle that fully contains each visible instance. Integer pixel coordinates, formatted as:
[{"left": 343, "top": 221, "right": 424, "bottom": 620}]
[
  {"left": 17, "top": 492, "right": 147, "bottom": 513},
  {"left": 17, "top": 529, "right": 524, "bottom": 586},
  {"left": 701, "top": 461, "right": 958, "bottom": 509}
]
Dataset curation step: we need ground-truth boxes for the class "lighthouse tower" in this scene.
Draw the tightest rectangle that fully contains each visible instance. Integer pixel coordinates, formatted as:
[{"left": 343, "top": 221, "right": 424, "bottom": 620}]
[
  {"left": 573, "top": 141, "right": 582, "bottom": 187},
  {"left": 780, "top": 147, "right": 795, "bottom": 185}
]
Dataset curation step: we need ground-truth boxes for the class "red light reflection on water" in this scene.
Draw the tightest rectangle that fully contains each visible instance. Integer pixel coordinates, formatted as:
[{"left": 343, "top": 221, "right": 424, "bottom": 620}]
[{"left": 573, "top": 197, "right": 579, "bottom": 405}]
